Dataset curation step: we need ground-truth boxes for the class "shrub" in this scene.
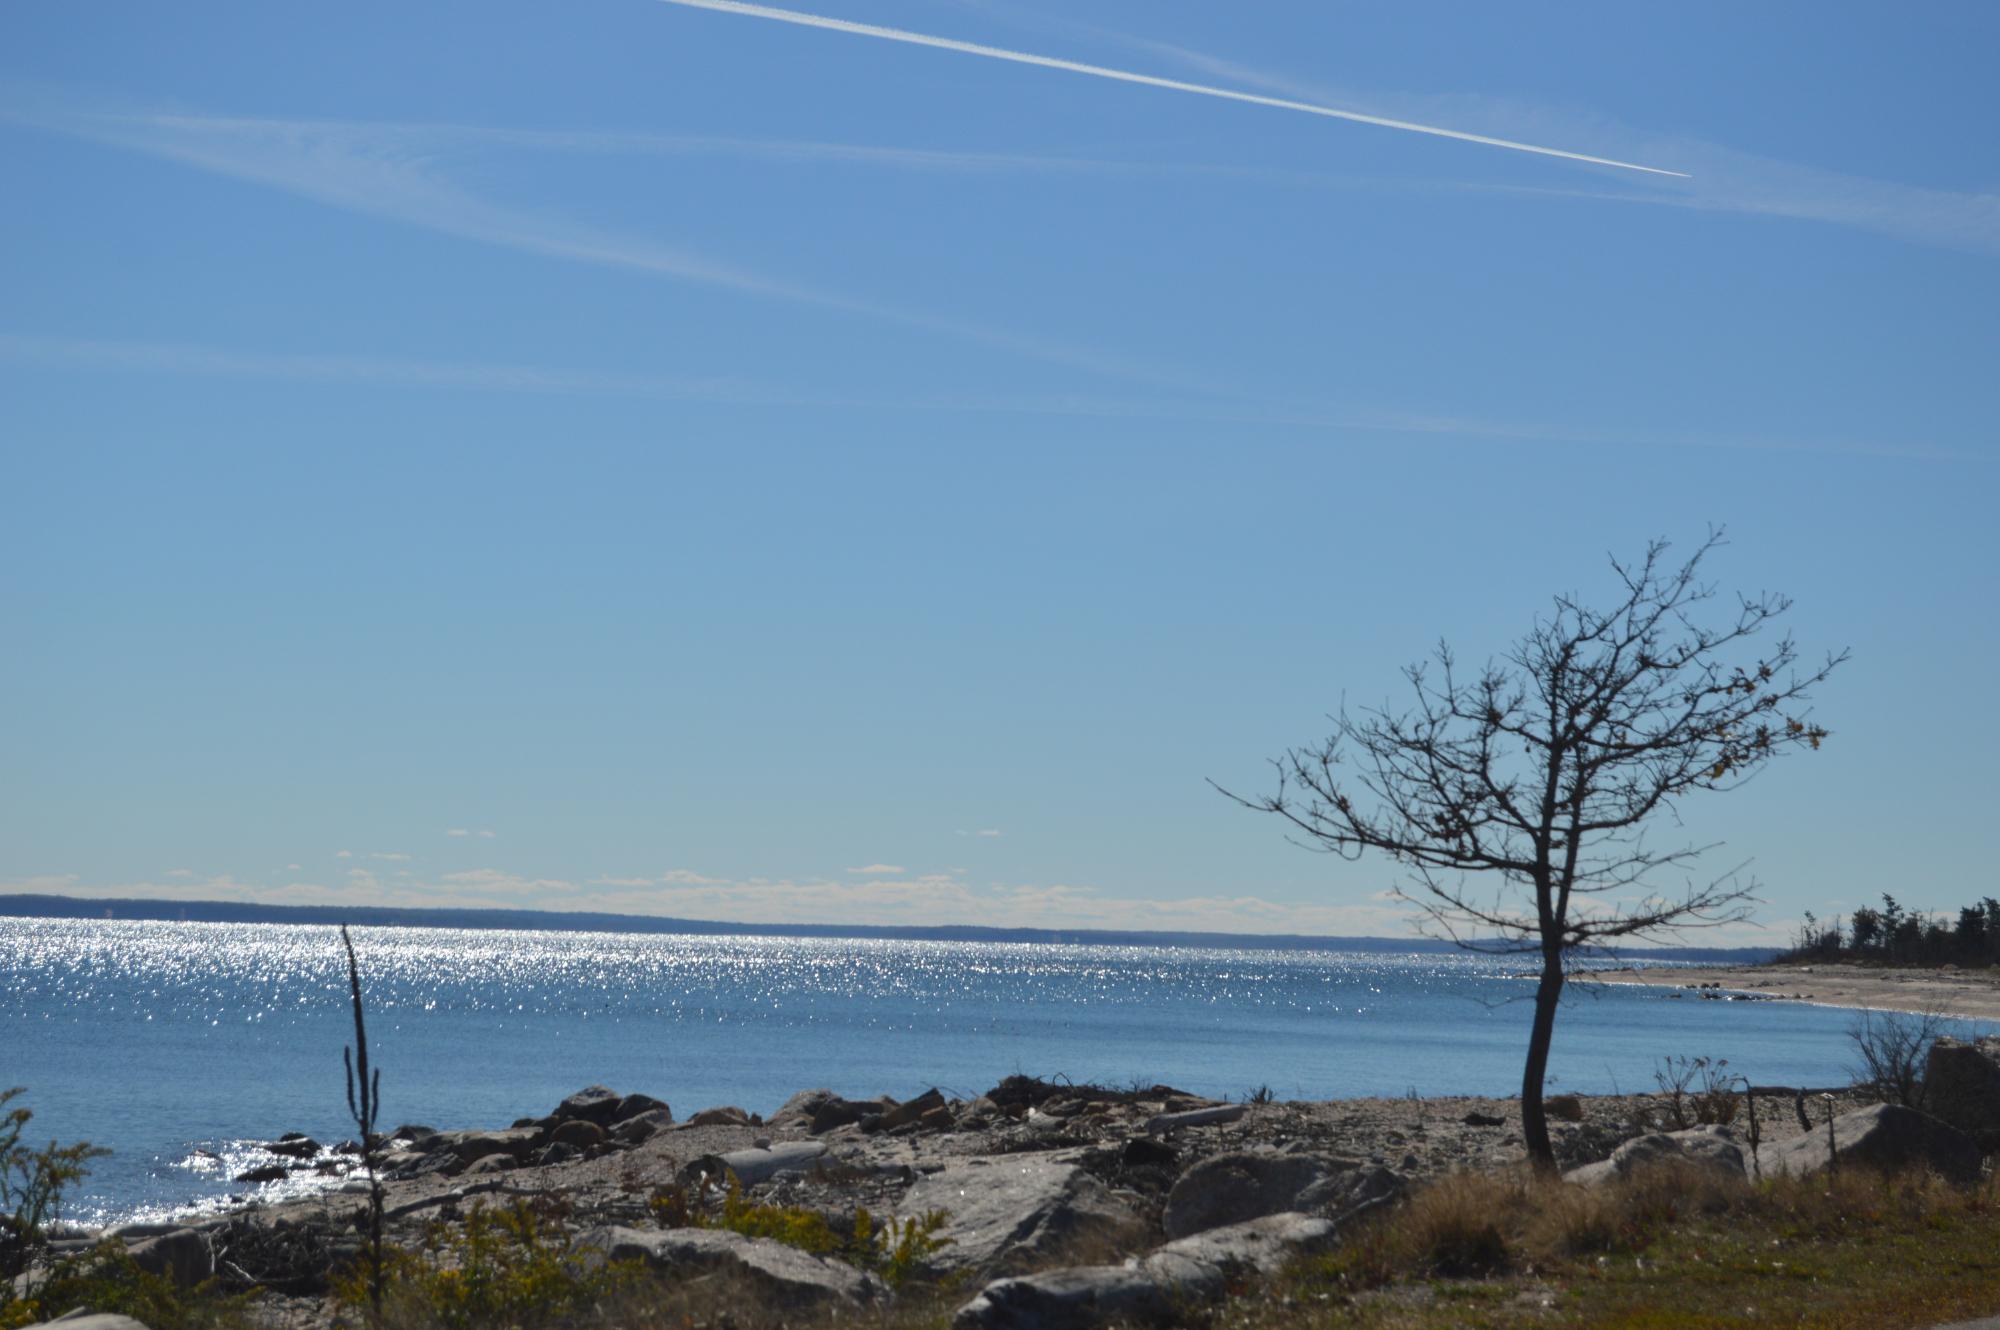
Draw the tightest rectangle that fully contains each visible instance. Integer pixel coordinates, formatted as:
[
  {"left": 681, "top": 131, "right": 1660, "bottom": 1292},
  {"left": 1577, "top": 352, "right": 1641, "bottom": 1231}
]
[
  {"left": 1653, "top": 1056, "right": 1740, "bottom": 1129},
  {"left": 647, "top": 1176, "right": 952, "bottom": 1288},
  {"left": 339, "top": 1197, "right": 640, "bottom": 1330},
  {"left": 1848, "top": 1007, "right": 1950, "bottom": 1107},
  {"left": 5, "top": 1247, "right": 245, "bottom": 1330},
  {"left": 1, "top": 1086, "right": 109, "bottom": 1317}
]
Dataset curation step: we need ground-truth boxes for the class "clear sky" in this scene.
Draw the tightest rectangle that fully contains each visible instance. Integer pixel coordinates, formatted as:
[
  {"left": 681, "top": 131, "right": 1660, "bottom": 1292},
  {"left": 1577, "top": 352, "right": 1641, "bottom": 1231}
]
[{"left": 3, "top": 1, "right": 1994, "bottom": 944}]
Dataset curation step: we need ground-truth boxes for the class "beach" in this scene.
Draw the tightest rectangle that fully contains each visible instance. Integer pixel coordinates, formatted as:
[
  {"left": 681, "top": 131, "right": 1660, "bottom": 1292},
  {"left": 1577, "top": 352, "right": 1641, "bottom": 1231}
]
[{"left": 1601, "top": 961, "right": 2000, "bottom": 1022}]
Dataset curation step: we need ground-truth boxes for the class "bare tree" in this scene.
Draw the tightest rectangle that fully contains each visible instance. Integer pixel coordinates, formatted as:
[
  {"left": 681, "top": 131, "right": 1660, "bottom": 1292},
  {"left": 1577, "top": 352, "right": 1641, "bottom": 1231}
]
[{"left": 1217, "top": 530, "right": 1844, "bottom": 1170}]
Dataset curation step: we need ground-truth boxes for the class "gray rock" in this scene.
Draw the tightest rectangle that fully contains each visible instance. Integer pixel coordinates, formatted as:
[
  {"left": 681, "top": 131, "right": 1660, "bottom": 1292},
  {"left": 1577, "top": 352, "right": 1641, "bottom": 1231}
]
[
  {"left": 1758, "top": 1103, "right": 1981, "bottom": 1184},
  {"left": 1143, "top": 1105, "right": 1244, "bottom": 1136},
  {"left": 613, "top": 1108, "right": 674, "bottom": 1145},
  {"left": 1293, "top": 1165, "right": 1405, "bottom": 1221},
  {"left": 555, "top": 1085, "right": 623, "bottom": 1125},
  {"left": 580, "top": 1225, "right": 884, "bottom": 1307},
  {"left": 768, "top": 1088, "right": 880, "bottom": 1134},
  {"left": 122, "top": 1228, "right": 214, "bottom": 1286},
  {"left": 21, "top": 1313, "right": 158, "bottom": 1330},
  {"left": 685, "top": 1141, "right": 829, "bottom": 1187},
  {"left": 1161, "top": 1152, "right": 1333, "bottom": 1239},
  {"left": 547, "top": 1119, "right": 607, "bottom": 1151},
  {"left": 686, "top": 1106, "right": 751, "bottom": 1128},
  {"left": 611, "top": 1093, "right": 670, "bottom": 1124},
  {"left": 951, "top": 1263, "right": 1179, "bottom": 1330},
  {"left": 264, "top": 1135, "right": 320, "bottom": 1159},
  {"left": 1150, "top": 1212, "right": 1336, "bottom": 1278},
  {"left": 872, "top": 1088, "right": 947, "bottom": 1133},
  {"left": 438, "top": 1127, "right": 540, "bottom": 1166},
  {"left": 952, "top": 1213, "right": 1336, "bottom": 1330},
  {"left": 1564, "top": 1126, "right": 1747, "bottom": 1188},
  {"left": 903, "top": 1156, "right": 1141, "bottom": 1276},
  {"left": 1925, "top": 1037, "right": 2000, "bottom": 1144}
]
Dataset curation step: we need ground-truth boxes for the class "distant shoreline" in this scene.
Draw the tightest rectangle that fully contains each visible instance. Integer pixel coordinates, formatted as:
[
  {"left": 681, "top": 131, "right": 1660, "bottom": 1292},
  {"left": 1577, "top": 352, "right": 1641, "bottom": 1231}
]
[
  {"left": 0, "top": 892, "right": 1778, "bottom": 962},
  {"left": 1598, "top": 959, "right": 2000, "bottom": 1021}
]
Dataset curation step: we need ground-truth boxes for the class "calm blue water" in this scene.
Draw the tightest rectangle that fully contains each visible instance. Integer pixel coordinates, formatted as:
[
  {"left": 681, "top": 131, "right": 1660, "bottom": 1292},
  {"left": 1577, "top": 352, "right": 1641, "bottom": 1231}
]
[{"left": 0, "top": 918, "right": 1932, "bottom": 1224}]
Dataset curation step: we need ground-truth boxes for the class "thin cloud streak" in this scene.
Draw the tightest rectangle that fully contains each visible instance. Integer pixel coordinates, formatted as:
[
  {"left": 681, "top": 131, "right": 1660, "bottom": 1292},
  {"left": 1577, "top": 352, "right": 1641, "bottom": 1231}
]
[
  {"left": 0, "top": 333, "right": 1970, "bottom": 462},
  {"left": 657, "top": 0, "right": 1686, "bottom": 178},
  {"left": 0, "top": 99, "right": 1212, "bottom": 393},
  {"left": 1137, "top": 40, "right": 2000, "bottom": 258}
]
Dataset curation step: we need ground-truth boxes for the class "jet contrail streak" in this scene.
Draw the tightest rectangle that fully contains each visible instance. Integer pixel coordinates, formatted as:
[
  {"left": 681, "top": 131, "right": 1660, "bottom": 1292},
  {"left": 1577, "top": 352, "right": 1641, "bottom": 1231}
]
[{"left": 658, "top": 0, "right": 1689, "bottom": 178}]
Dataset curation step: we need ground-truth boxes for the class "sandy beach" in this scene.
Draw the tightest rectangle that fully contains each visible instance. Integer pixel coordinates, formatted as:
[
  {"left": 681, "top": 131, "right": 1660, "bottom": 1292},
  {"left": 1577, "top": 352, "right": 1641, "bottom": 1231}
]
[{"left": 1599, "top": 961, "right": 2000, "bottom": 1023}]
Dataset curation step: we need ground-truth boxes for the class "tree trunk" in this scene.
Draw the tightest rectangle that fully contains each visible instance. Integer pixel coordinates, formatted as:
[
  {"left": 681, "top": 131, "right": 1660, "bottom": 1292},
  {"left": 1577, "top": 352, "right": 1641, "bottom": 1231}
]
[{"left": 1520, "top": 947, "right": 1566, "bottom": 1173}]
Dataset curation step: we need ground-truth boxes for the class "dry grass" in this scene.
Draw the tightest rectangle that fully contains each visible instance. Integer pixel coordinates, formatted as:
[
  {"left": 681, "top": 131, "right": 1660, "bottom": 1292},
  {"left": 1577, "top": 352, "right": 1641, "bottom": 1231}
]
[{"left": 1265, "top": 1161, "right": 2000, "bottom": 1330}]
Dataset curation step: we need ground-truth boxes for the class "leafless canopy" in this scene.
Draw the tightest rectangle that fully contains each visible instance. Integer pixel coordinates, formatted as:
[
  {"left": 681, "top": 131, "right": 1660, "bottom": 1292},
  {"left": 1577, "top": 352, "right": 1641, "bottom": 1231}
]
[{"left": 1221, "top": 529, "right": 1844, "bottom": 960}]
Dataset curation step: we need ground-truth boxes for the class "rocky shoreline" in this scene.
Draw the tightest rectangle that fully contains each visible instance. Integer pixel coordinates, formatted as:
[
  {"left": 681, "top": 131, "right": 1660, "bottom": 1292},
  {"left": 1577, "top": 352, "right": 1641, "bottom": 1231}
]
[{"left": 24, "top": 1066, "right": 1944, "bottom": 1330}]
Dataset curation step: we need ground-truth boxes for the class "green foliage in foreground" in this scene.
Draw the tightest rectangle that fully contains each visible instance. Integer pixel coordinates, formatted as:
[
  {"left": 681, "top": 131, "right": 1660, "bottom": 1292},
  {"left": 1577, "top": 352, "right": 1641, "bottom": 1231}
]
[
  {"left": 336, "top": 1198, "right": 642, "bottom": 1330},
  {"left": 3, "top": 1247, "right": 247, "bottom": 1330},
  {"left": 1, "top": 1086, "right": 108, "bottom": 1286}
]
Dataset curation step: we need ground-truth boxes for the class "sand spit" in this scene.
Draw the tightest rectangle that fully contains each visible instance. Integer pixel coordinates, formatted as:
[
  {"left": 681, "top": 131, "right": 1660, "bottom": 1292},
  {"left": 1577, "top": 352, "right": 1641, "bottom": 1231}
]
[{"left": 1598, "top": 961, "right": 2000, "bottom": 1023}]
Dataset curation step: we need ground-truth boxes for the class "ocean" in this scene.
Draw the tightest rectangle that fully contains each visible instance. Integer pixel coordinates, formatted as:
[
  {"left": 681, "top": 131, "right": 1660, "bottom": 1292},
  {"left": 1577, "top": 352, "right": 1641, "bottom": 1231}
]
[{"left": 0, "top": 916, "right": 1918, "bottom": 1225}]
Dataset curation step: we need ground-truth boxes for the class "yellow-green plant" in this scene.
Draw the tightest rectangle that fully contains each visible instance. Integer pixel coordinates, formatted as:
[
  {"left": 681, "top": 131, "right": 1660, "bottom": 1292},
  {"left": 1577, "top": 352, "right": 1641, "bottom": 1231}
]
[
  {"left": 3, "top": 1245, "right": 244, "bottom": 1330},
  {"left": 1, "top": 1086, "right": 108, "bottom": 1315},
  {"left": 648, "top": 1176, "right": 952, "bottom": 1288},
  {"left": 337, "top": 1198, "right": 639, "bottom": 1330}
]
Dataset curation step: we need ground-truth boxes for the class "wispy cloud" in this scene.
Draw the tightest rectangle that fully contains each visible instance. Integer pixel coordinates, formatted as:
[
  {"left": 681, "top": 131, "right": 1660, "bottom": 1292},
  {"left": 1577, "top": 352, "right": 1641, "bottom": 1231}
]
[
  {"left": 445, "top": 828, "right": 498, "bottom": 839},
  {"left": 1132, "top": 40, "right": 2000, "bottom": 258},
  {"left": 0, "top": 95, "right": 1204, "bottom": 391},
  {"left": 0, "top": 332, "right": 1970, "bottom": 461},
  {"left": 846, "top": 863, "right": 905, "bottom": 875},
  {"left": 656, "top": 0, "right": 1683, "bottom": 177}
]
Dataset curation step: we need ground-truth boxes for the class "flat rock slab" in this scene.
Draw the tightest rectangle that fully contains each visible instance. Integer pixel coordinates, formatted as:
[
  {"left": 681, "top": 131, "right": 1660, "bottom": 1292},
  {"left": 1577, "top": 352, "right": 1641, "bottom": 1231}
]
[
  {"left": 903, "top": 1156, "right": 1140, "bottom": 1276},
  {"left": 1758, "top": 1103, "right": 1980, "bottom": 1184},
  {"left": 952, "top": 1263, "right": 1180, "bottom": 1330},
  {"left": 21, "top": 1315, "right": 158, "bottom": 1330},
  {"left": 581, "top": 1225, "right": 884, "bottom": 1307},
  {"left": 953, "top": 1213, "right": 1336, "bottom": 1330},
  {"left": 1564, "top": 1127, "right": 1746, "bottom": 1188},
  {"left": 685, "top": 1141, "right": 828, "bottom": 1187}
]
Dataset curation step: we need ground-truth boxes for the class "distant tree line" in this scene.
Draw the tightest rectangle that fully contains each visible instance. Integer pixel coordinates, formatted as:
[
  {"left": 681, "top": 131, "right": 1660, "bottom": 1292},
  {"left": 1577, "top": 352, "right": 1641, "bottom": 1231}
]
[{"left": 1786, "top": 894, "right": 2000, "bottom": 967}]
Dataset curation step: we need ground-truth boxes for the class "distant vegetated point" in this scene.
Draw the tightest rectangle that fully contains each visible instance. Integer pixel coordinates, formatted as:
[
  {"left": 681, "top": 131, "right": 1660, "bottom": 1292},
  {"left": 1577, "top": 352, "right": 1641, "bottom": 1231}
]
[{"left": 0, "top": 893, "right": 1778, "bottom": 963}]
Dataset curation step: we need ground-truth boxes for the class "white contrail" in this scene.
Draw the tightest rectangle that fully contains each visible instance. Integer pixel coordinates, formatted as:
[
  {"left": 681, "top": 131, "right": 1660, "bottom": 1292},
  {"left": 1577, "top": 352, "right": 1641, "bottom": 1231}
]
[{"left": 658, "top": 0, "right": 1689, "bottom": 178}]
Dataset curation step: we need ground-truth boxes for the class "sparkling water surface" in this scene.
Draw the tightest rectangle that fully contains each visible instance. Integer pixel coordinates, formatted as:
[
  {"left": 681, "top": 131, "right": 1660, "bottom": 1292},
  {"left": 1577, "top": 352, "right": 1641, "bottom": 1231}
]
[{"left": 0, "top": 917, "right": 1923, "bottom": 1224}]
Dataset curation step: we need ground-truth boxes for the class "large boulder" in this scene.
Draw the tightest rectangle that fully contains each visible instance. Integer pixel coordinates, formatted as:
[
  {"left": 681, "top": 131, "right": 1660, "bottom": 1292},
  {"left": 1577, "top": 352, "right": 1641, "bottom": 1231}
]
[
  {"left": 902, "top": 1157, "right": 1141, "bottom": 1276},
  {"left": 1924, "top": 1037, "right": 2000, "bottom": 1145},
  {"left": 1564, "top": 1126, "right": 1747, "bottom": 1188},
  {"left": 613, "top": 1109, "right": 675, "bottom": 1146},
  {"left": 580, "top": 1225, "right": 884, "bottom": 1307},
  {"left": 547, "top": 1119, "right": 607, "bottom": 1151},
  {"left": 122, "top": 1227, "right": 215, "bottom": 1287},
  {"left": 951, "top": 1264, "right": 1178, "bottom": 1330},
  {"left": 1161, "top": 1152, "right": 1336, "bottom": 1239},
  {"left": 19, "top": 1315, "right": 158, "bottom": 1330},
  {"left": 768, "top": 1089, "right": 882, "bottom": 1134},
  {"left": 1758, "top": 1103, "right": 1981, "bottom": 1184},
  {"left": 952, "top": 1213, "right": 1336, "bottom": 1330},
  {"left": 612, "top": 1093, "right": 670, "bottom": 1124},
  {"left": 554, "top": 1086, "right": 623, "bottom": 1126}
]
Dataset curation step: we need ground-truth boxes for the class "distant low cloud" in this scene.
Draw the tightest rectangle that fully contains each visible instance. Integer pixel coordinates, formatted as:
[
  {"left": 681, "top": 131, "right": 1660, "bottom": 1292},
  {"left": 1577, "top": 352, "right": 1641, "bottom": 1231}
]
[
  {"left": 165, "top": 868, "right": 195, "bottom": 879},
  {"left": 846, "top": 863, "right": 905, "bottom": 875},
  {"left": 334, "top": 850, "right": 353, "bottom": 859},
  {"left": 371, "top": 852, "right": 412, "bottom": 862},
  {"left": 446, "top": 828, "right": 498, "bottom": 839}
]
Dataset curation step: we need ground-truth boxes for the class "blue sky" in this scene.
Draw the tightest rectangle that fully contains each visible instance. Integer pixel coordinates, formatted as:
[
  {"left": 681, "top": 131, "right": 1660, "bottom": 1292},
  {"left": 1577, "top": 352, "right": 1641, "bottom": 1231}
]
[{"left": 3, "top": 1, "right": 1994, "bottom": 943}]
